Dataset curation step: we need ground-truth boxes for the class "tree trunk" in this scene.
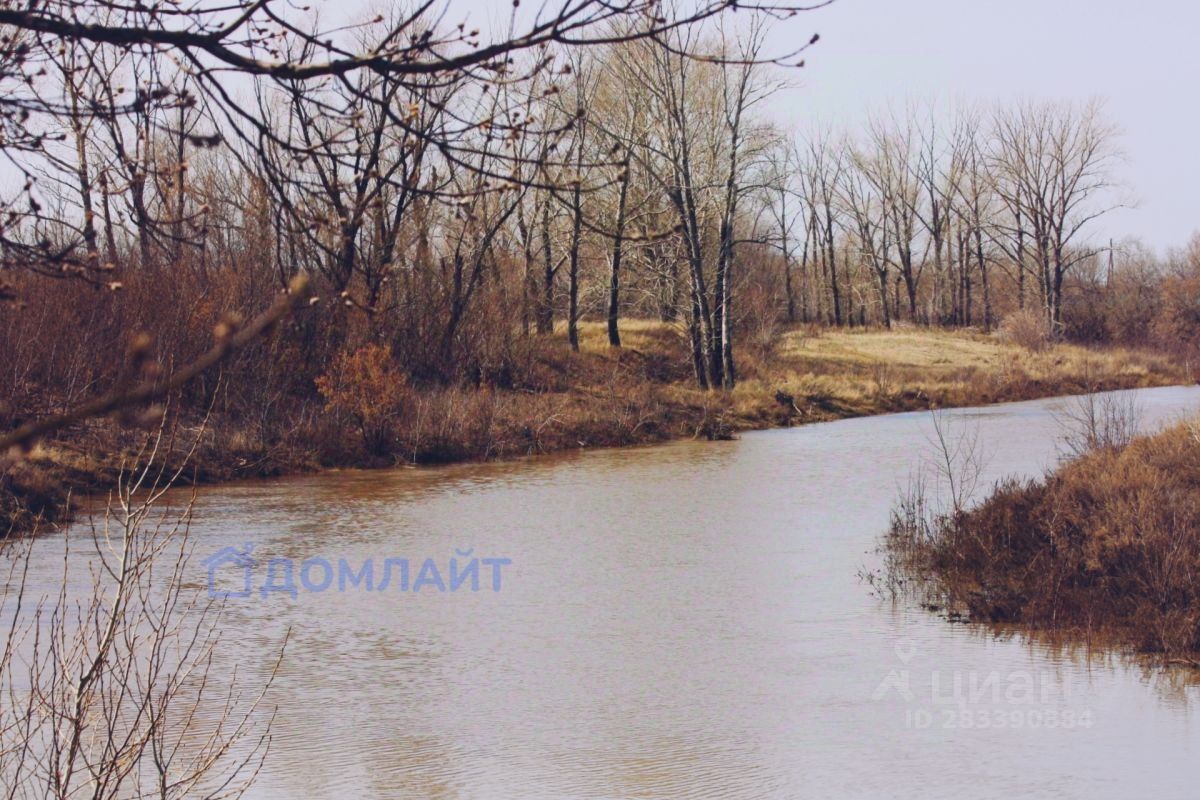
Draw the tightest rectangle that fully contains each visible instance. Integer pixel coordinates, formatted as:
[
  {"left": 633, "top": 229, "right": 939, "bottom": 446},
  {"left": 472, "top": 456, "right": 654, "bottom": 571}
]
[
  {"left": 975, "top": 224, "right": 991, "bottom": 330},
  {"left": 825, "top": 209, "right": 842, "bottom": 326},
  {"left": 607, "top": 160, "right": 631, "bottom": 347},
  {"left": 567, "top": 198, "right": 581, "bottom": 351},
  {"left": 537, "top": 197, "right": 554, "bottom": 335},
  {"left": 780, "top": 190, "right": 795, "bottom": 324}
]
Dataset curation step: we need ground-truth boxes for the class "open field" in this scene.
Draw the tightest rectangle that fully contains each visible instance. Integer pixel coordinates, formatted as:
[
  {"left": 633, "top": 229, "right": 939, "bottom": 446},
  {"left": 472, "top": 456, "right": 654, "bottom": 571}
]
[
  {"left": 4, "top": 321, "right": 1189, "bottom": 537},
  {"left": 753, "top": 325, "right": 1182, "bottom": 419}
]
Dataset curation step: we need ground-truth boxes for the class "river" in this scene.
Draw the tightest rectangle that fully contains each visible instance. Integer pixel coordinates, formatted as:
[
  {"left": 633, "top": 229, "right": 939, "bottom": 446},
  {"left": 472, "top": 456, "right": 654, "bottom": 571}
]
[{"left": 15, "top": 386, "right": 1200, "bottom": 798}]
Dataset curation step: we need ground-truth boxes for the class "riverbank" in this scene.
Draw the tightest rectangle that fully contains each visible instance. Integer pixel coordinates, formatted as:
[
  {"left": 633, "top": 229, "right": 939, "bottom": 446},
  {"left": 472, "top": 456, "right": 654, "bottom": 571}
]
[
  {"left": 3, "top": 321, "right": 1189, "bottom": 536},
  {"left": 886, "top": 415, "right": 1200, "bottom": 663}
]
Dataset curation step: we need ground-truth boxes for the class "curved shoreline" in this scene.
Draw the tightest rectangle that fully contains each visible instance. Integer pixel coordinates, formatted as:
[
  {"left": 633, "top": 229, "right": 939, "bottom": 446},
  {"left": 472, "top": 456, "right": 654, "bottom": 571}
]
[{"left": 3, "top": 326, "right": 1188, "bottom": 537}]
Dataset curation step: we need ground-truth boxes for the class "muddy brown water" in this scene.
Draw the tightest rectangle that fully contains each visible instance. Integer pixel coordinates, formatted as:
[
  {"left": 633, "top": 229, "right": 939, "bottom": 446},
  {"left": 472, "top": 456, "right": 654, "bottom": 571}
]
[{"left": 14, "top": 386, "right": 1200, "bottom": 798}]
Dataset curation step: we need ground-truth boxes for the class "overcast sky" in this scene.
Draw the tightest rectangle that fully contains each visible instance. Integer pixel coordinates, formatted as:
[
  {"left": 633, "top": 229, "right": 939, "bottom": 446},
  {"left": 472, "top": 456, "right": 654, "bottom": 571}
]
[
  {"left": 412, "top": 1, "right": 1194, "bottom": 249},
  {"left": 766, "top": 0, "right": 1199, "bottom": 251}
]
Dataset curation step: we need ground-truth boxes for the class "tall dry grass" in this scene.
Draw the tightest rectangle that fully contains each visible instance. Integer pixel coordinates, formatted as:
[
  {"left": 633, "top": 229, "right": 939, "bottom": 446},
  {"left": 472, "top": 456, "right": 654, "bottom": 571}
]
[{"left": 888, "top": 407, "right": 1200, "bottom": 662}]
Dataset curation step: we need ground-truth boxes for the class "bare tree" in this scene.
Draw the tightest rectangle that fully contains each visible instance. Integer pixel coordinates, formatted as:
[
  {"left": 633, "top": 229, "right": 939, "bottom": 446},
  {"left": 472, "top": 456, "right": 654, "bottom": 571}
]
[
  {"left": 0, "top": 429, "right": 282, "bottom": 799},
  {"left": 0, "top": 0, "right": 817, "bottom": 442},
  {"left": 842, "top": 136, "right": 894, "bottom": 327},
  {"left": 798, "top": 130, "right": 846, "bottom": 326},
  {"left": 990, "top": 99, "right": 1121, "bottom": 327},
  {"left": 762, "top": 145, "right": 807, "bottom": 323},
  {"left": 861, "top": 112, "right": 922, "bottom": 320}
]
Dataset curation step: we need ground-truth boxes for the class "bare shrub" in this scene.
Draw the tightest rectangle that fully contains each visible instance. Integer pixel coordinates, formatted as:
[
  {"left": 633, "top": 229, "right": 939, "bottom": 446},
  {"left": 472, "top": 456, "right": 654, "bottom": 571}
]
[
  {"left": 737, "top": 278, "right": 784, "bottom": 358},
  {"left": 998, "top": 308, "right": 1054, "bottom": 352},
  {"left": 871, "top": 362, "right": 896, "bottom": 402},
  {"left": 925, "top": 410, "right": 988, "bottom": 515},
  {"left": 876, "top": 412, "right": 991, "bottom": 609},
  {"left": 0, "top": 431, "right": 280, "bottom": 798},
  {"left": 1188, "top": 418, "right": 1200, "bottom": 446},
  {"left": 869, "top": 471, "right": 935, "bottom": 601},
  {"left": 1055, "top": 388, "right": 1142, "bottom": 458}
]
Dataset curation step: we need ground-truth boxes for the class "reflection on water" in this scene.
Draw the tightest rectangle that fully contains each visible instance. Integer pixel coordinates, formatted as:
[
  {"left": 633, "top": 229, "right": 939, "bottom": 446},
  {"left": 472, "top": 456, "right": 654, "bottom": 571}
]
[{"left": 16, "top": 387, "right": 1200, "bottom": 798}]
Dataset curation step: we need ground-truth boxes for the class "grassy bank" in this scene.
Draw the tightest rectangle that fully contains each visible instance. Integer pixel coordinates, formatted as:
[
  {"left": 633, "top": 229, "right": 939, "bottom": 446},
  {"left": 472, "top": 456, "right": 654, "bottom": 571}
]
[
  {"left": 887, "top": 417, "right": 1200, "bottom": 663},
  {"left": 3, "top": 321, "right": 1189, "bottom": 536}
]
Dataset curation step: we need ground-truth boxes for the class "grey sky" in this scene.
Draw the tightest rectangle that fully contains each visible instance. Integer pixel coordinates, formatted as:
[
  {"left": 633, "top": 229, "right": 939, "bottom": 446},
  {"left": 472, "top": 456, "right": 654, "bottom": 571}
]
[
  {"left": 389, "top": 1, "right": 1195, "bottom": 250},
  {"left": 772, "top": 0, "right": 1199, "bottom": 251}
]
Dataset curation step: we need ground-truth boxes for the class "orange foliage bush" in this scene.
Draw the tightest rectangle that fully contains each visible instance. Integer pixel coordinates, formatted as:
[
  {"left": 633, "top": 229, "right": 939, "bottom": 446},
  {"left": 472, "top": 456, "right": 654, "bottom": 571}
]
[{"left": 315, "top": 343, "right": 409, "bottom": 456}]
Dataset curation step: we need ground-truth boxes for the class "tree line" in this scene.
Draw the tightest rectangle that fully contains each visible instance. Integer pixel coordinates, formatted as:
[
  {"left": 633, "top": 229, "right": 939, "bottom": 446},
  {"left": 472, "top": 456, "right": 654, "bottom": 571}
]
[{"left": 1, "top": 1, "right": 1196, "bottom": 455}]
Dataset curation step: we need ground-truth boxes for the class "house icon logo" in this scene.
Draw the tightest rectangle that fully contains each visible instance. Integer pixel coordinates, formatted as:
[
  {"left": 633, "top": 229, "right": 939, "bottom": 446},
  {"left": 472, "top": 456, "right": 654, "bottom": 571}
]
[{"left": 202, "top": 544, "right": 257, "bottom": 598}]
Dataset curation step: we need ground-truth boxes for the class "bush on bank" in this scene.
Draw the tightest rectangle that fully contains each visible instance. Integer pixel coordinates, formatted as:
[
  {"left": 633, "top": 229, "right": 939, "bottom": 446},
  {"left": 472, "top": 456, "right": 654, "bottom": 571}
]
[{"left": 889, "top": 420, "right": 1200, "bottom": 659}]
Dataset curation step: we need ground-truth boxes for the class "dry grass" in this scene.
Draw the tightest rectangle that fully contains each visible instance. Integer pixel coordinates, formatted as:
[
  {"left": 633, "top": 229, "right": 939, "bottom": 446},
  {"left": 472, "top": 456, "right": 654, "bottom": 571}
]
[
  {"left": 887, "top": 419, "right": 1200, "bottom": 662},
  {"left": 760, "top": 325, "right": 1184, "bottom": 419},
  {"left": 779, "top": 326, "right": 1011, "bottom": 368}
]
